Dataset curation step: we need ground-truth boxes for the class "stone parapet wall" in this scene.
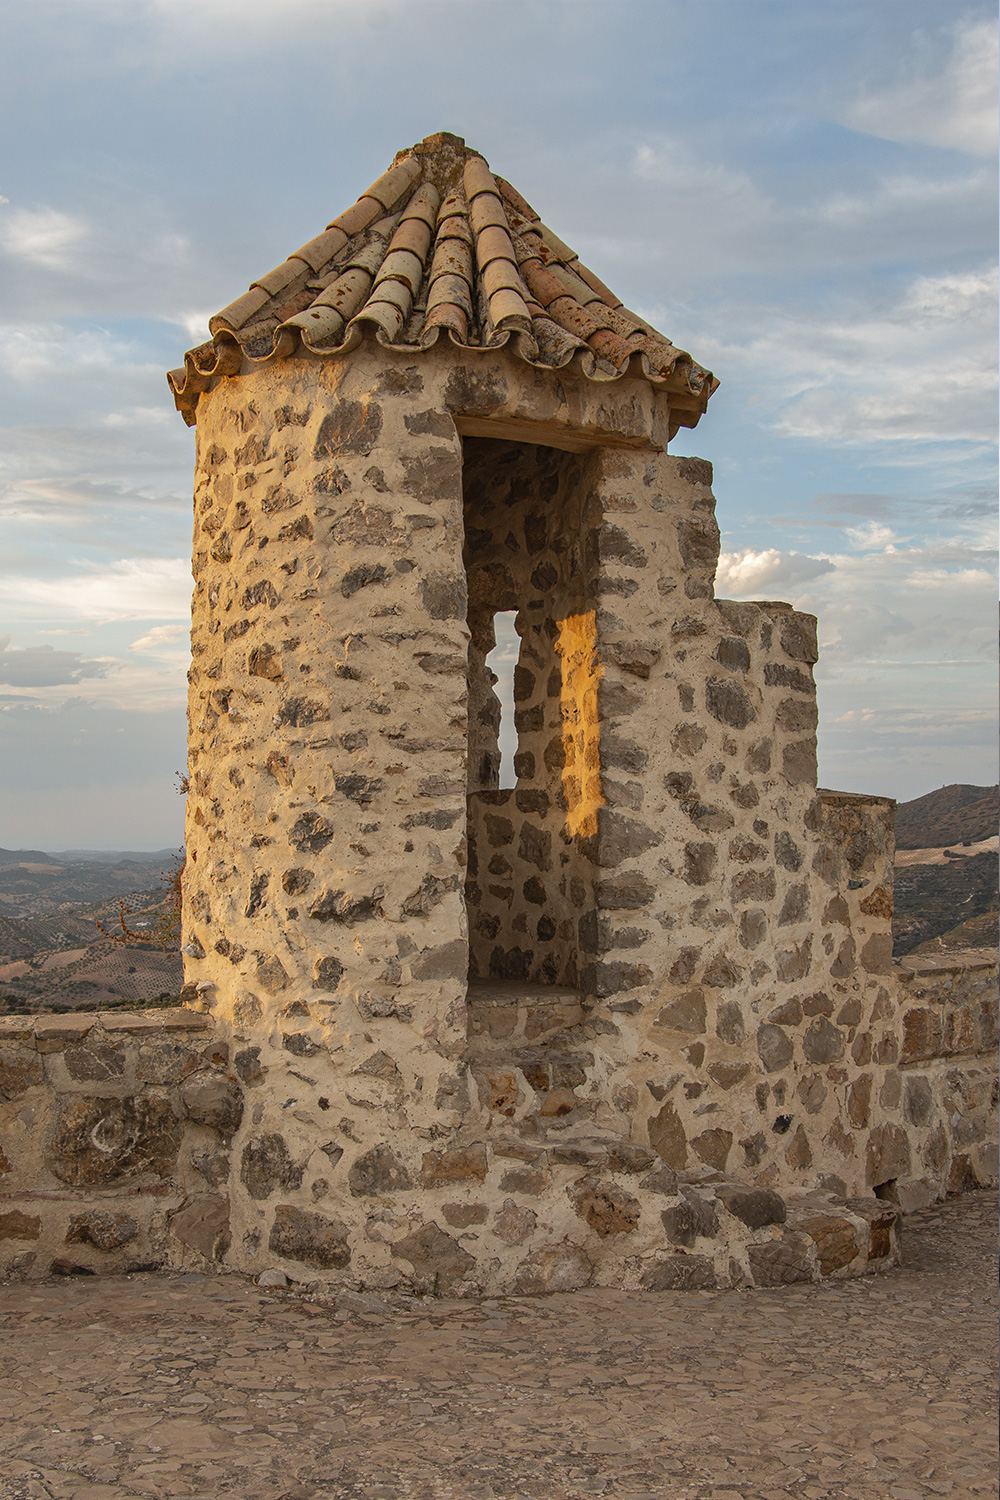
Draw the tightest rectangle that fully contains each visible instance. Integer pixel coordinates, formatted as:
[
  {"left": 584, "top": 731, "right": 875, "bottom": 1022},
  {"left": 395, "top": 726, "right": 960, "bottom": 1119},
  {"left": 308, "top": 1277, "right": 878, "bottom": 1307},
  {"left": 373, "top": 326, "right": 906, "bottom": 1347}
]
[
  {"left": 891, "top": 950, "right": 999, "bottom": 1202},
  {"left": 0, "top": 1009, "right": 241, "bottom": 1280}
]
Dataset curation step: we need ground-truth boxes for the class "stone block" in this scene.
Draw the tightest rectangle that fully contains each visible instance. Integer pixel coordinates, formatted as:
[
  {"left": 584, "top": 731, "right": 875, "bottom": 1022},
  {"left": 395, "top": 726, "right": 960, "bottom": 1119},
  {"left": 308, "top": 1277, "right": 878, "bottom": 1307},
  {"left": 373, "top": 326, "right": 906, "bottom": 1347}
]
[
  {"left": 0, "top": 1210, "right": 41, "bottom": 1241},
  {"left": 241, "top": 1134, "right": 305, "bottom": 1200},
  {"left": 569, "top": 1178, "right": 640, "bottom": 1236},
  {"left": 420, "top": 1144, "right": 488, "bottom": 1186},
  {"left": 715, "top": 1185, "right": 786, "bottom": 1229},
  {"left": 270, "top": 1205, "right": 350, "bottom": 1269},
  {"left": 170, "top": 1195, "right": 231, "bottom": 1261},
  {"left": 757, "top": 1023, "right": 793, "bottom": 1072},
  {"left": 392, "top": 1222, "right": 475, "bottom": 1292},
  {"left": 690, "top": 1128, "right": 732, "bottom": 1172},
  {"left": 180, "top": 1074, "right": 244, "bottom": 1136},
  {"left": 349, "top": 1144, "right": 413, "bottom": 1196},
  {"left": 748, "top": 1233, "right": 815, "bottom": 1286},
  {"left": 865, "top": 1123, "right": 912, "bottom": 1190},
  {"left": 65, "top": 1210, "right": 139, "bottom": 1251},
  {"left": 798, "top": 1214, "right": 861, "bottom": 1274},
  {"left": 514, "top": 1239, "right": 592, "bottom": 1295},
  {"left": 45, "top": 1096, "right": 182, "bottom": 1187},
  {"left": 655, "top": 988, "right": 706, "bottom": 1033},
  {"left": 661, "top": 1188, "right": 719, "bottom": 1247},
  {"left": 648, "top": 1101, "right": 688, "bottom": 1170},
  {"left": 640, "top": 1254, "right": 716, "bottom": 1290},
  {"left": 0, "top": 1046, "right": 44, "bottom": 1099}
]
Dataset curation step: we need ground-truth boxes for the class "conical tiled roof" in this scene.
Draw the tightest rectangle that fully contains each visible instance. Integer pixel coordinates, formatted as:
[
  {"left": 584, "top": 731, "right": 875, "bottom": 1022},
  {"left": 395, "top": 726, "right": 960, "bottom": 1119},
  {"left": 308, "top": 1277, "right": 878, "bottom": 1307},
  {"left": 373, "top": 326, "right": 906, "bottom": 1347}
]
[{"left": 168, "top": 132, "right": 718, "bottom": 430}]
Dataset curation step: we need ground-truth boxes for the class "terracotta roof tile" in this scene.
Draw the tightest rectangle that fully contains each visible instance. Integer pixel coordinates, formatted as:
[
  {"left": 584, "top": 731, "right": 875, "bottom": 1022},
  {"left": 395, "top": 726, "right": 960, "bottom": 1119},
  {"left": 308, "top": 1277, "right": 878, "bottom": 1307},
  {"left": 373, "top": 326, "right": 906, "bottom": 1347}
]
[{"left": 169, "top": 133, "right": 718, "bottom": 429}]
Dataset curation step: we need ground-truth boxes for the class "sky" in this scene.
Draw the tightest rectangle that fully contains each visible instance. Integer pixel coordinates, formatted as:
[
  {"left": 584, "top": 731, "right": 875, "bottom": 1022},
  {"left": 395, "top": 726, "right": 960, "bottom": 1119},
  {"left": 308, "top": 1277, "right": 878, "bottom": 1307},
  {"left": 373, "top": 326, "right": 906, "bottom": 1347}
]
[{"left": 0, "top": 0, "right": 996, "bottom": 849}]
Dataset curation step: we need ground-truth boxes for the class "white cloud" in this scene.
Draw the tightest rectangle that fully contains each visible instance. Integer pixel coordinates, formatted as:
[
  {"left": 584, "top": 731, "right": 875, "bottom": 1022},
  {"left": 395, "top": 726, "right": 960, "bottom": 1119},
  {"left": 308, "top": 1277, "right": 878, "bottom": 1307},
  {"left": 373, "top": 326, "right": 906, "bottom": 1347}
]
[
  {"left": 716, "top": 548, "right": 835, "bottom": 597},
  {"left": 843, "top": 16, "right": 999, "bottom": 158},
  {"left": 0, "top": 320, "right": 162, "bottom": 383},
  {"left": 0, "top": 636, "right": 112, "bottom": 687},
  {"left": 0, "top": 558, "right": 191, "bottom": 623},
  {"left": 0, "top": 206, "right": 89, "bottom": 271},
  {"left": 164, "top": 312, "right": 215, "bottom": 347},
  {"left": 686, "top": 265, "right": 998, "bottom": 452},
  {"left": 129, "top": 623, "right": 187, "bottom": 652}
]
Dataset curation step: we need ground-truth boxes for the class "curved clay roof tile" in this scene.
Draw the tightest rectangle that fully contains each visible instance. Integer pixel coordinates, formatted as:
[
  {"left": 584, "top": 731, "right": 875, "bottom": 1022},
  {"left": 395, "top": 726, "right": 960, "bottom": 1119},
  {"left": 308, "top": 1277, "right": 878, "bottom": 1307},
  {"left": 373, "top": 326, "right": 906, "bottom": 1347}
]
[{"left": 168, "top": 133, "right": 718, "bottom": 430}]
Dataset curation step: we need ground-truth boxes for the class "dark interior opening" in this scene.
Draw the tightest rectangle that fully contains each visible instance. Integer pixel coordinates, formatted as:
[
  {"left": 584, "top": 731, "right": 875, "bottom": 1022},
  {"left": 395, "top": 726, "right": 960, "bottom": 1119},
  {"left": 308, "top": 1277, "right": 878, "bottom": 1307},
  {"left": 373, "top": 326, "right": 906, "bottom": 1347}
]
[{"left": 462, "top": 437, "right": 600, "bottom": 989}]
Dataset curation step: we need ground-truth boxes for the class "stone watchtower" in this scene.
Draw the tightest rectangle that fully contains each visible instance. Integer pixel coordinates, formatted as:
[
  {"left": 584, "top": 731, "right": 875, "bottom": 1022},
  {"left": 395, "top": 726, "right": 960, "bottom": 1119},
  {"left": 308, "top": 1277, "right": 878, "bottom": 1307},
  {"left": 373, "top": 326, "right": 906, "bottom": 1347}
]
[{"left": 166, "top": 133, "right": 995, "bottom": 1293}]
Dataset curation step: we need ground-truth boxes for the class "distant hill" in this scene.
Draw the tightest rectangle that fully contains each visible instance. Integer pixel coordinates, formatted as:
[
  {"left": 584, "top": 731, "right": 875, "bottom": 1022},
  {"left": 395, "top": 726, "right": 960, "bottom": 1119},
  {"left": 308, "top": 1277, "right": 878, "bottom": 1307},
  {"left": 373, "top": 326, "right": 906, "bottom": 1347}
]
[
  {"left": 0, "top": 885, "right": 181, "bottom": 1014},
  {"left": 892, "top": 851, "right": 998, "bottom": 956},
  {"left": 0, "top": 847, "right": 62, "bottom": 866},
  {"left": 894, "top": 784, "right": 998, "bottom": 850},
  {"left": 0, "top": 850, "right": 180, "bottom": 920},
  {"left": 46, "top": 849, "right": 176, "bottom": 864}
]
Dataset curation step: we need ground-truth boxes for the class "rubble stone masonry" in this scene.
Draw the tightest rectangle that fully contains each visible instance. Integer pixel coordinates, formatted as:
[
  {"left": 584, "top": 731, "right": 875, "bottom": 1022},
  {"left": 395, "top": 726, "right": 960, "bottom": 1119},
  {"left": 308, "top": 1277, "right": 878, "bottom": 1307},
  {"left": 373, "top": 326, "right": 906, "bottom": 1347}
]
[{"left": 2, "top": 342, "right": 995, "bottom": 1289}]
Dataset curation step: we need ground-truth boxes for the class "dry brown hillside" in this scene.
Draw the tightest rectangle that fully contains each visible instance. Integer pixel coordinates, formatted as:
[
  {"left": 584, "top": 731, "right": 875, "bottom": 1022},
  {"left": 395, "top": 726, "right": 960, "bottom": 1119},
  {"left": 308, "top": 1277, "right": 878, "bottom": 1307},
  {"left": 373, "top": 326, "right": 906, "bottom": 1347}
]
[{"left": 893, "top": 783, "right": 998, "bottom": 850}]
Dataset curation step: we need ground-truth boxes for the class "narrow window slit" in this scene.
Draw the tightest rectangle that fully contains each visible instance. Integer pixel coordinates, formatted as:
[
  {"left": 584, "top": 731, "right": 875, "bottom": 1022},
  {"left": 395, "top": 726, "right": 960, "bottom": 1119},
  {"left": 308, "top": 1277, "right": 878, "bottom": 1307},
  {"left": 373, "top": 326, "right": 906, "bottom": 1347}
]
[{"left": 486, "top": 610, "right": 518, "bottom": 790}]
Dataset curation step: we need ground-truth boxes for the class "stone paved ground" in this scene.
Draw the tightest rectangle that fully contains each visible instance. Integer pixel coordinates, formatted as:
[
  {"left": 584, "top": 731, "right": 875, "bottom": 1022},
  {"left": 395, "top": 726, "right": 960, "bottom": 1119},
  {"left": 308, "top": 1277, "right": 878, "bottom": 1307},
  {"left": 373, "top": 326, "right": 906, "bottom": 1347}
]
[{"left": 1, "top": 1192, "right": 996, "bottom": 1500}]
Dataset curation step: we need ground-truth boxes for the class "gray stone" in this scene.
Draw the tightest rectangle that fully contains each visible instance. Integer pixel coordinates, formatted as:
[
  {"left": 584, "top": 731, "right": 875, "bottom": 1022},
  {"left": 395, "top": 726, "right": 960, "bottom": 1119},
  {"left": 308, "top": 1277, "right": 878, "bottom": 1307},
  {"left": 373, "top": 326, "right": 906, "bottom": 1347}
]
[
  {"left": 314, "top": 401, "right": 382, "bottom": 458},
  {"left": 270, "top": 1205, "right": 351, "bottom": 1269},
  {"left": 866, "top": 1123, "right": 912, "bottom": 1189},
  {"left": 180, "top": 1073, "right": 244, "bottom": 1135},
  {"left": 586, "top": 809, "right": 662, "bottom": 868},
  {"left": 515, "top": 1239, "right": 592, "bottom": 1295},
  {"left": 65, "top": 1209, "right": 139, "bottom": 1251},
  {"left": 683, "top": 842, "right": 716, "bottom": 886},
  {"left": 703, "top": 954, "right": 741, "bottom": 989},
  {"left": 337, "top": 1288, "right": 391, "bottom": 1315},
  {"left": 677, "top": 516, "right": 720, "bottom": 570},
  {"left": 641, "top": 1254, "right": 716, "bottom": 1291},
  {"left": 170, "top": 1195, "right": 231, "bottom": 1261},
  {"left": 410, "top": 939, "right": 467, "bottom": 981},
  {"left": 774, "top": 831, "right": 803, "bottom": 871},
  {"left": 136, "top": 1038, "right": 201, "bottom": 1085},
  {"left": 707, "top": 1061, "right": 750, "bottom": 1090},
  {"left": 282, "top": 1032, "right": 321, "bottom": 1058},
  {"left": 290, "top": 812, "right": 337, "bottom": 853},
  {"left": 233, "top": 990, "right": 263, "bottom": 1028},
  {"left": 391, "top": 1222, "right": 475, "bottom": 1292},
  {"left": 661, "top": 1187, "right": 719, "bottom": 1247},
  {"left": 715, "top": 1185, "right": 787, "bottom": 1229},
  {"left": 782, "top": 739, "right": 817, "bottom": 785},
  {"left": 648, "top": 1101, "right": 688, "bottom": 1170},
  {"left": 776, "top": 938, "right": 812, "bottom": 981},
  {"left": 0, "top": 1045, "right": 44, "bottom": 1099},
  {"left": 45, "top": 1097, "right": 182, "bottom": 1187},
  {"left": 234, "top": 1046, "right": 264, "bottom": 1085},
  {"left": 706, "top": 677, "right": 755, "bottom": 730},
  {"left": 738, "top": 909, "right": 767, "bottom": 948},
  {"left": 349, "top": 1144, "right": 413, "bottom": 1196},
  {"left": 256, "top": 1268, "right": 290, "bottom": 1287},
  {"left": 715, "top": 1001, "right": 746, "bottom": 1045},
  {"left": 802, "top": 1016, "right": 845, "bottom": 1065},
  {"left": 64, "top": 1039, "right": 128, "bottom": 1082},
  {"left": 255, "top": 953, "right": 289, "bottom": 993},
  {"left": 309, "top": 889, "right": 383, "bottom": 924},
  {"left": 904, "top": 1075, "right": 934, "bottom": 1127},
  {"left": 757, "top": 1023, "right": 794, "bottom": 1072},
  {"left": 748, "top": 1234, "right": 814, "bottom": 1286},
  {"left": 639, "top": 1164, "right": 680, "bottom": 1195},
  {"left": 241, "top": 1134, "right": 305, "bottom": 1200},
  {"left": 690, "top": 1128, "right": 732, "bottom": 1172},
  {"left": 494, "top": 1201, "right": 537, "bottom": 1245}
]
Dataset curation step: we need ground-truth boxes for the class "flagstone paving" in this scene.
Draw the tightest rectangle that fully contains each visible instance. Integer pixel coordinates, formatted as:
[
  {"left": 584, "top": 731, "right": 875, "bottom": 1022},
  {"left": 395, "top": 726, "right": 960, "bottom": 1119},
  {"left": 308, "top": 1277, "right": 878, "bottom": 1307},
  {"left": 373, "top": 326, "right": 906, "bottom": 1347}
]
[{"left": 1, "top": 1191, "right": 996, "bottom": 1500}]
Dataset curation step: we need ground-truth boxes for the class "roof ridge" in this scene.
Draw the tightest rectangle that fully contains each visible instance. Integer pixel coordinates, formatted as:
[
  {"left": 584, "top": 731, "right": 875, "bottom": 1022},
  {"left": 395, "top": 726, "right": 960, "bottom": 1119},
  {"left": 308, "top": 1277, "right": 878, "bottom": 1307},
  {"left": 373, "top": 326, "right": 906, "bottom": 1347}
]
[{"left": 169, "top": 133, "right": 718, "bottom": 430}]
